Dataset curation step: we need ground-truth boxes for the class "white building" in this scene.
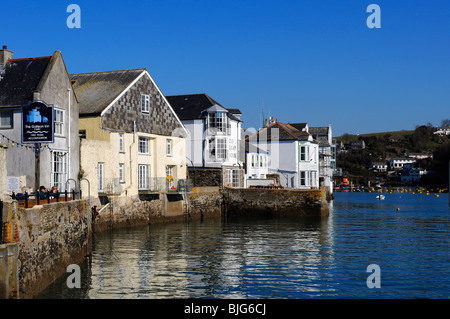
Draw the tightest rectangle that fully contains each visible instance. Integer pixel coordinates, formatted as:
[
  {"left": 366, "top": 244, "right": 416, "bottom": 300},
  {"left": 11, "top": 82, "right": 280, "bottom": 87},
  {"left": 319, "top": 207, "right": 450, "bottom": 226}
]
[
  {"left": 166, "top": 94, "right": 244, "bottom": 187},
  {"left": 370, "top": 162, "right": 388, "bottom": 172},
  {"left": 246, "top": 121, "right": 319, "bottom": 189},
  {"left": 389, "top": 157, "right": 416, "bottom": 169},
  {"left": 240, "top": 140, "right": 271, "bottom": 187},
  {"left": 309, "top": 125, "right": 335, "bottom": 192}
]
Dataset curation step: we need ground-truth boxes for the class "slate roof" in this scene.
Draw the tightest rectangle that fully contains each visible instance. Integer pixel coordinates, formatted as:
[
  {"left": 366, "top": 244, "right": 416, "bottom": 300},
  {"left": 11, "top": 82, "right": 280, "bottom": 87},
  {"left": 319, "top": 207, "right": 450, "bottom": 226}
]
[
  {"left": 309, "top": 126, "right": 331, "bottom": 147},
  {"left": 246, "top": 122, "right": 316, "bottom": 142},
  {"left": 70, "top": 69, "right": 146, "bottom": 115},
  {"left": 166, "top": 93, "right": 242, "bottom": 122},
  {"left": 0, "top": 56, "right": 51, "bottom": 107}
]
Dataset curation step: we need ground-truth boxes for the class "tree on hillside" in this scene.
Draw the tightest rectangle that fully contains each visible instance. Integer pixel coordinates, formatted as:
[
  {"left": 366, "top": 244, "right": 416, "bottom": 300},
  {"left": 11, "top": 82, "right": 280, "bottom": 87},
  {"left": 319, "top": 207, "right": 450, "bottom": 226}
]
[{"left": 441, "top": 119, "right": 450, "bottom": 127}]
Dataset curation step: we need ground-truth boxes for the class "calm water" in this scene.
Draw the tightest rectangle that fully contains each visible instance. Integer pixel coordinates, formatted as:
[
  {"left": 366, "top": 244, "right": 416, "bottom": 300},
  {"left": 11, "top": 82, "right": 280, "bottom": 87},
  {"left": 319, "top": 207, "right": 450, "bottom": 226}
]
[{"left": 38, "top": 192, "right": 450, "bottom": 299}]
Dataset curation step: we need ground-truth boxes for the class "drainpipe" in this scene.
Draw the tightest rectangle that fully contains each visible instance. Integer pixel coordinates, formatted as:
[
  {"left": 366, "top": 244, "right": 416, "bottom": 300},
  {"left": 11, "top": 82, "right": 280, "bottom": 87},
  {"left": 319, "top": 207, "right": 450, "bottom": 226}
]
[
  {"left": 67, "top": 88, "right": 71, "bottom": 191},
  {"left": 126, "top": 121, "right": 136, "bottom": 193}
]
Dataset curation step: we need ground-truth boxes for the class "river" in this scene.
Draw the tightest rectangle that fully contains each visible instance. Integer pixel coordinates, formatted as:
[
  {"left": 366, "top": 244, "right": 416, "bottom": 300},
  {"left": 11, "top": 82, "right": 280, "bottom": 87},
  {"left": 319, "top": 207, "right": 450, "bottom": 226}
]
[{"left": 37, "top": 191, "right": 449, "bottom": 299}]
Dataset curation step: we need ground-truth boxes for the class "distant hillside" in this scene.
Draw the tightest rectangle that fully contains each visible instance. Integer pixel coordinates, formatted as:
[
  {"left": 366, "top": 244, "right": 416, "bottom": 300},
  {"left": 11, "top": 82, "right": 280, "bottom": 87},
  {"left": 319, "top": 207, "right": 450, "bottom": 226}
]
[
  {"left": 335, "top": 130, "right": 415, "bottom": 142},
  {"left": 334, "top": 125, "right": 450, "bottom": 188}
]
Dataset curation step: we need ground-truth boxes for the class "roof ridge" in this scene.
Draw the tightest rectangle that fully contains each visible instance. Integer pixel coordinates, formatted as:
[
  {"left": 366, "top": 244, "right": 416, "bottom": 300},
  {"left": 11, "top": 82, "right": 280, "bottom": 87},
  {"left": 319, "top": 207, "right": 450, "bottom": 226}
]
[
  {"left": 70, "top": 68, "right": 147, "bottom": 76},
  {"left": 8, "top": 56, "right": 52, "bottom": 62}
]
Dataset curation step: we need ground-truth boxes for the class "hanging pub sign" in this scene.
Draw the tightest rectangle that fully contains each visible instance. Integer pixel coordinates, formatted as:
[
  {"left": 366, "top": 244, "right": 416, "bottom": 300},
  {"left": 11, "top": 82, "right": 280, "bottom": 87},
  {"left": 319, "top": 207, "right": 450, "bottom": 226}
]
[{"left": 21, "top": 100, "right": 54, "bottom": 143}]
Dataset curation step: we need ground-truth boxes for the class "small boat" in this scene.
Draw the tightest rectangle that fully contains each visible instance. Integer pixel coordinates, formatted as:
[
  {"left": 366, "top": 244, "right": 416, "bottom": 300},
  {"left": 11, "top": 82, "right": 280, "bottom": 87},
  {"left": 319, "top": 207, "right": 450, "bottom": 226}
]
[{"left": 376, "top": 195, "right": 385, "bottom": 200}]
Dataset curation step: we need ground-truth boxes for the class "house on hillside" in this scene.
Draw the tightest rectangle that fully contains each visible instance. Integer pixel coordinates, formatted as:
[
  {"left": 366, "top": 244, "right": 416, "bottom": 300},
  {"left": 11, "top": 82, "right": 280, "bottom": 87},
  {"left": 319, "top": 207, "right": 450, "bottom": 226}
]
[
  {"left": 166, "top": 93, "right": 244, "bottom": 188},
  {"left": 369, "top": 162, "right": 388, "bottom": 172},
  {"left": 349, "top": 140, "right": 365, "bottom": 150},
  {"left": 389, "top": 157, "right": 416, "bottom": 170},
  {"left": 71, "top": 68, "right": 187, "bottom": 202},
  {"left": 0, "top": 46, "right": 79, "bottom": 193},
  {"left": 246, "top": 121, "right": 319, "bottom": 189},
  {"left": 400, "top": 168, "right": 427, "bottom": 184}
]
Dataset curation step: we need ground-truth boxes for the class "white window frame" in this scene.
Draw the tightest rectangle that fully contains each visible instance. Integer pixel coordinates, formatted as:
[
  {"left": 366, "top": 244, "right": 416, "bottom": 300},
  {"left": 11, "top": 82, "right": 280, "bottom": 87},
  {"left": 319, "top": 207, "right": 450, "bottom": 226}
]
[
  {"left": 119, "top": 133, "right": 124, "bottom": 152},
  {"left": 51, "top": 151, "right": 68, "bottom": 191},
  {"left": 216, "top": 138, "right": 227, "bottom": 159},
  {"left": 141, "top": 94, "right": 150, "bottom": 113},
  {"left": 166, "top": 139, "right": 172, "bottom": 156},
  {"left": 54, "top": 109, "right": 64, "bottom": 136},
  {"left": 138, "top": 164, "right": 149, "bottom": 190},
  {"left": 138, "top": 136, "right": 149, "bottom": 154},
  {"left": 98, "top": 162, "right": 104, "bottom": 192},
  {"left": 300, "top": 171, "right": 306, "bottom": 186},
  {"left": 0, "top": 110, "right": 13, "bottom": 129},
  {"left": 119, "top": 163, "right": 125, "bottom": 183}
]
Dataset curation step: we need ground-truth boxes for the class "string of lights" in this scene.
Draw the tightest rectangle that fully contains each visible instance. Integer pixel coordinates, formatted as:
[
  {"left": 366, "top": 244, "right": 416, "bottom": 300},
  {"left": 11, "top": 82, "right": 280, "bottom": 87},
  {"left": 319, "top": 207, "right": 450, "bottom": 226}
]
[{"left": 0, "top": 132, "right": 70, "bottom": 158}]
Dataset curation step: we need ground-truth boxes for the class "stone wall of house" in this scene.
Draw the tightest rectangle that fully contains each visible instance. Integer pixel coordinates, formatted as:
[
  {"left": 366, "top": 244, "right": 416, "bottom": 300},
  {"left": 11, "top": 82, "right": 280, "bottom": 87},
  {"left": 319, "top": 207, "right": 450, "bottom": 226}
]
[
  {"left": 188, "top": 168, "right": 222, "bottom": 187},
  {"left": 1, "top": 200, "right": 90, "bottom": 299},
  {"left": 223, "top": 187, "right": 329, "bottom": 217}
]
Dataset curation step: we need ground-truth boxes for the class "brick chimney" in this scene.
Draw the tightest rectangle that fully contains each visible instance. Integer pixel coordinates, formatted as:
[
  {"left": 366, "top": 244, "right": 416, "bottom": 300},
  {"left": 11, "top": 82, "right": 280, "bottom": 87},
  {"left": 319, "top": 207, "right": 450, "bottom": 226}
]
[{"left": 0, "top": 45, "right": 13, "bottom": 67}]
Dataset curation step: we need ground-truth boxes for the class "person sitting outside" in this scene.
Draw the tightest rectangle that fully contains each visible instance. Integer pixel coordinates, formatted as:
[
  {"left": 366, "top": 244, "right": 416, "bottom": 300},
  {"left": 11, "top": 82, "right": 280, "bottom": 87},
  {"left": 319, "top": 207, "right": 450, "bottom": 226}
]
[
  {"left": 50, "top": 185, "right": 60, "bottom": 199},
  {"left": 39, "top": 186, "right": 48, "bottom": 200}
]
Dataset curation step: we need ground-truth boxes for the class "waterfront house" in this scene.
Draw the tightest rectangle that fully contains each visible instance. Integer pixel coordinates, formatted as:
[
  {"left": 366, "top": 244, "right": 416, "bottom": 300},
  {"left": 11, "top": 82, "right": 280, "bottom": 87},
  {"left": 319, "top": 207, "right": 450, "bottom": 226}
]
[
  {"left": 245, "top": 121, "right": 319, "bottom": 189},
  {"left": 166, "top": 93, "right": 244, "bottom": 188},
  {"left": 240, "top": 139, "right": 270, "bottom": 187},
  {"left": 0, "top": 46, "right": 79, "bottom": 194},
  {"left": 70, "top": 68, "right": 187, "bottom": 202},
  {"left": 309, "top": 125, "right": 335, "bottom": 192}
]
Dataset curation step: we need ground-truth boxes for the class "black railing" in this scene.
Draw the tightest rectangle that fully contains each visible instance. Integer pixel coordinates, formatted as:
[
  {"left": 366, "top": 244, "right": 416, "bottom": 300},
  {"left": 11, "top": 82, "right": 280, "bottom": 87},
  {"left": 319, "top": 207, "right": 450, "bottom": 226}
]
[
  {"left": 0, "top": 200, "right": 3, "bottom": 244},
  {"left": 10, "top": 189, "right": 82, "bottom": 209}
]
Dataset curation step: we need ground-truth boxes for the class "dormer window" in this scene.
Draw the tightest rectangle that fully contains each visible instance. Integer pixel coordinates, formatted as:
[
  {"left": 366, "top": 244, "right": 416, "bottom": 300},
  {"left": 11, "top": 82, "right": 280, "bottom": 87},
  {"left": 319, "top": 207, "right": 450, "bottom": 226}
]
[{"left": 207, "top": 112, "right": 227, "bottom": 133}]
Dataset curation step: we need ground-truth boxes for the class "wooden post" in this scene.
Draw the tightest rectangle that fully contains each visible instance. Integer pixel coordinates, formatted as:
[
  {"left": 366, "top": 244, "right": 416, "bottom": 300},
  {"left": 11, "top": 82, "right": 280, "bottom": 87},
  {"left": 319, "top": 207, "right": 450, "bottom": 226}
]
[{"left": 34, "top": 143, "right": 40, "bottom": 191}]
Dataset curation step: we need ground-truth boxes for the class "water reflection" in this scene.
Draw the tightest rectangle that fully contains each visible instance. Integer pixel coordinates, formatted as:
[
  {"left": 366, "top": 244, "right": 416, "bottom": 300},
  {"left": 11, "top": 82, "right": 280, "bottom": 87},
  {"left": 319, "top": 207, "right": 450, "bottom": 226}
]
[{"left": 38, "top": 193, "right": 449, "bottom": 299}]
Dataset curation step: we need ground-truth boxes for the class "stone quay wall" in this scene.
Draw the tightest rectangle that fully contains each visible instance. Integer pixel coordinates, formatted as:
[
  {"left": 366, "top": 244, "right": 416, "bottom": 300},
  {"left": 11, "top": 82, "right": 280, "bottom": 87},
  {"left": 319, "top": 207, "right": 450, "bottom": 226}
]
[
  {"left": 223, "top": 187, "right": 329, "bottom": 217},
  {"left": 92, "top": 187, "right": 223, "bottom": 231},
  {"left": 1, "top": 200, "right": 90, "bottom": 299}
]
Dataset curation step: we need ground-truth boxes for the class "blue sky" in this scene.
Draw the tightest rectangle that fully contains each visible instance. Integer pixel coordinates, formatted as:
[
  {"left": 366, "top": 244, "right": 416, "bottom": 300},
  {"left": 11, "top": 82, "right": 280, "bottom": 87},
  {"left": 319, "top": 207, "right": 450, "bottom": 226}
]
[{"left": 2, "top": 0, "right": 449, "bottom": 136}]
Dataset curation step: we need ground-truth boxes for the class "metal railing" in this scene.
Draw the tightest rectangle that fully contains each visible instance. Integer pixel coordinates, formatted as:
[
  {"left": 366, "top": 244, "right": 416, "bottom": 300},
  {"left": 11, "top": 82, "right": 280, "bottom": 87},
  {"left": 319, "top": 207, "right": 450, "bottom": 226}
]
[
  {"left": 138, "top": 178, "right": 193, "bottom": 192},
  {"left": 9, "top": 189, "right": 81, "bottom": 209}
]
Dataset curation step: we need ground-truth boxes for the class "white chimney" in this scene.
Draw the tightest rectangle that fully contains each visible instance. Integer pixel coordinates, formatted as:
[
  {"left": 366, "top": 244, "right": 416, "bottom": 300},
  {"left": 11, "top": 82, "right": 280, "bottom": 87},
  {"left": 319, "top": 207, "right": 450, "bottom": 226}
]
[{"left": 0, "top": 45, "right": 13, "bottom": 67}]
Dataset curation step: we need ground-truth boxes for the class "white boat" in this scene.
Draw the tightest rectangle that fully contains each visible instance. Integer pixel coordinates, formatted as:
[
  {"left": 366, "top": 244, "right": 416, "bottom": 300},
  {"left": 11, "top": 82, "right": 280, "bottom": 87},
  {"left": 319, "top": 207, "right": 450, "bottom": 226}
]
[{"left": 376, "top": 195, "right": 385, "bottom": 200}]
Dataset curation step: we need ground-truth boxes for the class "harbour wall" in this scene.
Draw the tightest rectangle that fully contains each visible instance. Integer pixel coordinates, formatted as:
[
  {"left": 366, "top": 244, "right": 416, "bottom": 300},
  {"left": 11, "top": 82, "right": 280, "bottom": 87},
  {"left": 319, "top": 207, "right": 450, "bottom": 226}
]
[
  {"left": 0, "top": 200, "right": 90, "bottom": 299},
  {"left": 1, "top": 186, "right": 329, "bottom": 298},
  {"left": 223, "top": 187, "right": 330, "bottom": 217},
  {"left": 91, "top": 187, "right": 223, "bottom": 232}
]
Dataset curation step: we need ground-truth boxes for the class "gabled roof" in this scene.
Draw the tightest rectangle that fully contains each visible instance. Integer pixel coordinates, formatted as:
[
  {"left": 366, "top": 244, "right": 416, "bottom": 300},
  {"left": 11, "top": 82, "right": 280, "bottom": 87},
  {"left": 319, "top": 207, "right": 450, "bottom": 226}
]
[
  {"left": 166, "top": 93, "right": 242, "bottom": 122},
  {"left": 246, "top": 121, "right": 316, "bottom": 142},
  {"left": 240, "top": 139, "right": 269, "bottom": 154},
  {"left": 309, "top": 126, "right": 331, "bottom": 147},
  {"left": 0, "top": 56, "right": 52, "bottom": 107},
  {"left": 70, "top": 68, "right": 146, "bottom": 115}
]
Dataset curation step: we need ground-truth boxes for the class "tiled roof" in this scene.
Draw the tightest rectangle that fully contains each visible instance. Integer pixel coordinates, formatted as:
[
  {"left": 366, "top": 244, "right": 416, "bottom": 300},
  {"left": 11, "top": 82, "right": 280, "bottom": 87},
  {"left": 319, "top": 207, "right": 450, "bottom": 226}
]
[
  {"left": 166, "top": 93, "right": 242, "bottom": 122},
  {"left": 0, "top": 56, "right": 51, "bottom": 107},
  {"left": 246, "top": 122, "right": 315, "bottom": 142},
  {"left": 70, "top": 69, "right": 146, "bottom": 115}
]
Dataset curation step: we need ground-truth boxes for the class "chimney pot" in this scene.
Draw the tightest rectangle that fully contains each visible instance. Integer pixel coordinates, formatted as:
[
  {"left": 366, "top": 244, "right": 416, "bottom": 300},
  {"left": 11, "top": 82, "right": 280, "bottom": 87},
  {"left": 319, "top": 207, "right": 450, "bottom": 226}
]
[{"left": 2, "top": 45, "right": 7, "bottom": 49}]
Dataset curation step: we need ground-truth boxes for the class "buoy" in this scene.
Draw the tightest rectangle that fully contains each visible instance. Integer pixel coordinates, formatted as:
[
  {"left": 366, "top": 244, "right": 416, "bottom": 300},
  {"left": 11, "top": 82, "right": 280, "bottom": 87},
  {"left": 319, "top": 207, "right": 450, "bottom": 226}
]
[{"left": 396, "top": 208, "right": 400, "bottom": 211}]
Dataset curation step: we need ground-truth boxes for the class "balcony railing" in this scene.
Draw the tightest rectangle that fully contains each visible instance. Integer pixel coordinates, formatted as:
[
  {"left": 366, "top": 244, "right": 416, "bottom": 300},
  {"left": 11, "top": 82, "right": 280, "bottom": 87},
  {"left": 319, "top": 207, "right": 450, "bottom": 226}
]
[{"left": 138, "top": 178, "right": 193, "bottom": 193}]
